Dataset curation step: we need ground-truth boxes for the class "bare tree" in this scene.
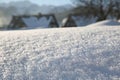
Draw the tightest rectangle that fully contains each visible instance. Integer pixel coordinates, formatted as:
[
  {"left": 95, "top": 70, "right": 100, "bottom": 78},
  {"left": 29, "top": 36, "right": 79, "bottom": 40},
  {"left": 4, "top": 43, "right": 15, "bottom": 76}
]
[
  {"left": 114, "top": 1, "right": 120, "bottom": 20},
  {"left": 72, "top": 0, "right": 120, "bottom": 21}
]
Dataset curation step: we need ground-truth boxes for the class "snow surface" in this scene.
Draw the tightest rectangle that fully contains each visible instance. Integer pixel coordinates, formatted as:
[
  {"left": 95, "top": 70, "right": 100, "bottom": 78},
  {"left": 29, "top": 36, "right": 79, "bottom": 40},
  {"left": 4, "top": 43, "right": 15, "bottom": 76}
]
[
  {"left": 22, "top": 16, "right": 52, "bottom": 29},
  {"left": 87, "top": 20, "right": 120, "bottom": 27},
  {"left": 0, "top": 21, "right": 120, "bottom": 80}
]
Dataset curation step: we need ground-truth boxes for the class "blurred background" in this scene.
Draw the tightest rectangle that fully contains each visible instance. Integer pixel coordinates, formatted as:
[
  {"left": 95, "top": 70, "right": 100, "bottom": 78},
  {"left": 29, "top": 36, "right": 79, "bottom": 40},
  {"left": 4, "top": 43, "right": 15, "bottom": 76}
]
[
  {"left": 0, "top": 0, "right": 120, "bottom": 29},
  {"left": 0, "top": 0, "right": 74, "bottom": 29}
]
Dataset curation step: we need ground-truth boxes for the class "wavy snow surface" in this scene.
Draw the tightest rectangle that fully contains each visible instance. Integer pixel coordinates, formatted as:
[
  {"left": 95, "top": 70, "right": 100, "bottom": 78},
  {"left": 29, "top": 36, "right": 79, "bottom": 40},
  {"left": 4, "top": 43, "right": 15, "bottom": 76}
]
[{"left": 0, "top": 25, "right": 120, "bottom": 80}]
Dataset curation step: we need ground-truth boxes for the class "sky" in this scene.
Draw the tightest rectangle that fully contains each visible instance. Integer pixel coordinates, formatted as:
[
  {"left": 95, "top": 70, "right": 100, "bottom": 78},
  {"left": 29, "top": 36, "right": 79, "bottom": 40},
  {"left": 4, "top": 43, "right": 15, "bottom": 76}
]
[{"left": 0, "top": 0, "right": 73, "bottom": 6}]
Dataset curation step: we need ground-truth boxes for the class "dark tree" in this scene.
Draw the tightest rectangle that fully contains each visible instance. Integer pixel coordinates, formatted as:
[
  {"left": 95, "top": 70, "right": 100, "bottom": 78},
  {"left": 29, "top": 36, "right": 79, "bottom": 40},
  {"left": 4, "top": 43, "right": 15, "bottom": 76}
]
[{"left": 72, "top": 0, "right": 120, "bottom": 21}]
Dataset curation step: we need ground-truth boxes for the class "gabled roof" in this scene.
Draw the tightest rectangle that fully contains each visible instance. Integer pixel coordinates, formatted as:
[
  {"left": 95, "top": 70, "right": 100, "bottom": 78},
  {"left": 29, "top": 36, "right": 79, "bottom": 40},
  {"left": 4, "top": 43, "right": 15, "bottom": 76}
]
[
  {"left": 8, "top": 13, "right": 59, "bottom": 29},
  {"left": 62, "top": 14, "right": 98, "bottom": 27},
  {"left": 22, "top": 16, "right": 52, "bottom": 28}
]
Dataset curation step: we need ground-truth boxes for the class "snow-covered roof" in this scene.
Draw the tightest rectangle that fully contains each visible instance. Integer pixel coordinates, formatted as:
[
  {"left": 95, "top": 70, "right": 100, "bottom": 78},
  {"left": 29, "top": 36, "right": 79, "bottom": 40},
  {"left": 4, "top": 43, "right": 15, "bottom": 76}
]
[
  {"left": 61, "top": 17, "right": 68, "bottom": 26},
  {"left": 8, "top": 14, "right": 59, "bottom": 29},
  {"left": 61, "top": 15, "right": 98, "bottom": 27},
  {"left": 22, "top": 16, "right": 53, "bottom": 28}
]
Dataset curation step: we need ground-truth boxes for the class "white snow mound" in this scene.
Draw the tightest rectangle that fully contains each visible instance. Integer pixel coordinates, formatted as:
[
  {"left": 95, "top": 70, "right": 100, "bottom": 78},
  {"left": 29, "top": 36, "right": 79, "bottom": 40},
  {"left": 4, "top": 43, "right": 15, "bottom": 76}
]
[
  {"left": 0, "top": 21, "right": 120, "bottom": 80},
  {"left": 87, "top": 20, "right": 120, "bottom": 27}
]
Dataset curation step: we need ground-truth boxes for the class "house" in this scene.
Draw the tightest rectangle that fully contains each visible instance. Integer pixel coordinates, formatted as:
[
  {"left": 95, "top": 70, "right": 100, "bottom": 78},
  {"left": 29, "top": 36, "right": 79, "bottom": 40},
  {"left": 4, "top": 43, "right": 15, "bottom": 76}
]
[
  {"left": 61, "top": 14, "right": 77, "bottom": 27},
  {"left": 8, "top": 13, "right": 59, "bottom": 29},
  {"left": 62, "top": 14, "right": 97, "bottom": 27}
]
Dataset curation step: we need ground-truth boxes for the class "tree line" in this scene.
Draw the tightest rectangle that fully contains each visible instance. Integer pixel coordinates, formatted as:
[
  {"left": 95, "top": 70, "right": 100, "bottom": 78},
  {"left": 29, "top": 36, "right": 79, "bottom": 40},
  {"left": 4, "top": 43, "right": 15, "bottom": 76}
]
[{"left": 72, "top": 0, "right": 120, "bottom": 21}]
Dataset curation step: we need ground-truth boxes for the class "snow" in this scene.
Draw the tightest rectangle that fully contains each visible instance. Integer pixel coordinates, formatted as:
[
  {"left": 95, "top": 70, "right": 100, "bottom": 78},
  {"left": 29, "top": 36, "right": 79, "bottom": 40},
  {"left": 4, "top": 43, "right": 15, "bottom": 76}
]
[
  {"left": 61, "top": 18, "right": 68, "bottom": 26},
  {"left": 0, "top": 20, "right": 120, "bottom": 80},
  {"left": 22, "top": 16, "right": 52, "bottom": 29},
  {"left": 87, "top": 20, "right": 120, "bottom": 27},
  {"left": 72, "top": 16, "right": 97, "bottom": 26}
]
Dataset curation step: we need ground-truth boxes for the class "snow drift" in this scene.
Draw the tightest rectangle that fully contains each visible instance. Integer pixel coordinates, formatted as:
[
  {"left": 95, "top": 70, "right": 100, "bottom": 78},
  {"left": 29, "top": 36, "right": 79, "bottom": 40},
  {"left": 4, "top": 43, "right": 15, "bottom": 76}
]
[
  {"left": 87, "top": 20, "right": 120, "bottom": 27},
  {"left": 0, "top": 20, "right": 120, "bottom": 80}
]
